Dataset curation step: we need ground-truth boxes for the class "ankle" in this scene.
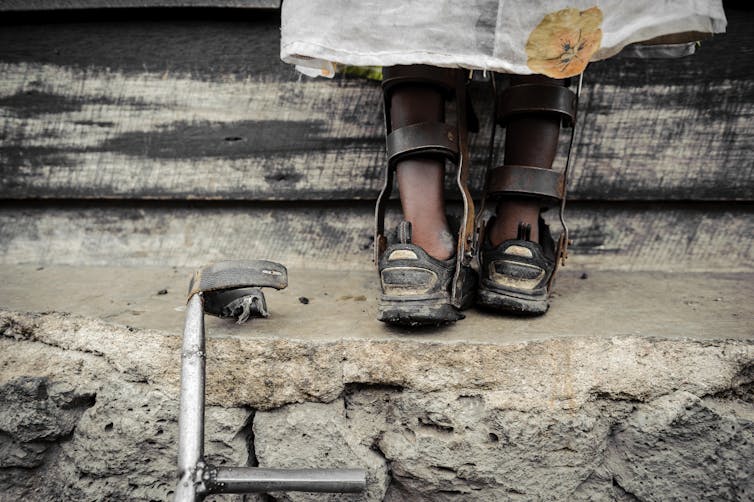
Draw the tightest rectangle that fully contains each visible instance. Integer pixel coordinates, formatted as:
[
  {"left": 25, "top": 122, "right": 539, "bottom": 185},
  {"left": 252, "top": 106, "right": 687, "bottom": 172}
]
[
  {"left": 489, "top": 199, "right": 540, "bottom": 246},
  {"left": 488, "top": 220, "right": 540, "bottom": 247},
  {"left": 396, "top": 157, "right": 453, "bottom": 260},
  {"left": 409, "top": 221, "right": 455, "bottom": 261}
]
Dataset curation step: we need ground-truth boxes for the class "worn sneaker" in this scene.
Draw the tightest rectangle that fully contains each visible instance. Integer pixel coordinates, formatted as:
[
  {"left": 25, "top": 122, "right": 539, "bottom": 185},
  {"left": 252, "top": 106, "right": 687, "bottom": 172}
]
[
  {"left": 476, "top": 221, "right": 556, "bottom": 315},
  {"left": 377, "top": 221, "right": 473, "bottom": 326}
]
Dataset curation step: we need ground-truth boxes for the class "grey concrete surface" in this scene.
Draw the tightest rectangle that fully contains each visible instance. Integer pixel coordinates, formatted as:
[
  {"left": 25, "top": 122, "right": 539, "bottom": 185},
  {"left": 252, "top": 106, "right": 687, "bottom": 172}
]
[{"left": 0, "top": 265, "right": 751, "bottom": 343}]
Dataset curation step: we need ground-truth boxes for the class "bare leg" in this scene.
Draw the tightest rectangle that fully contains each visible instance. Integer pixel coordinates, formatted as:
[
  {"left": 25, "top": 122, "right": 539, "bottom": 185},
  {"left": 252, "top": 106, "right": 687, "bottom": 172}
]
[
  {"left": 487, "top": 75, "right": 563, "bottom": 246},
  {"left": 391, "top": 84, "right": 455, "bottom": 260}
]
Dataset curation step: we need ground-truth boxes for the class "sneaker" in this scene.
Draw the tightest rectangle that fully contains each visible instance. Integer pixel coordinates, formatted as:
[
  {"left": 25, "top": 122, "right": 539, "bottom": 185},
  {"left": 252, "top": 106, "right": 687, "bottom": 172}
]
[
  {"left": 476, "top": 221, "right": 555, "bottom": 315},
  {"left": 377, "top": 221, "right": 470, "bottom": 326}
]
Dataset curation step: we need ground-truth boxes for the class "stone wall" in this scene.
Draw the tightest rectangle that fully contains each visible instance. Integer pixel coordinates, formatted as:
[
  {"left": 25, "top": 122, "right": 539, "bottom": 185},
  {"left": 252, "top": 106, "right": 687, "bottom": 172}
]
[{"left": 1, "top": 310, "right": 752, "bottom": 501}]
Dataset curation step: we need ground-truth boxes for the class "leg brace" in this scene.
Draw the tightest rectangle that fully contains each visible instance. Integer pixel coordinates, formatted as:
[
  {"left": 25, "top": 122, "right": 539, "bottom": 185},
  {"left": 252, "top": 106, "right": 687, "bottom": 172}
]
[
  {"left": 374, "top": 65, "right": 475, "bottom": 308},
  {"left": 480, "top": 74, "right": 582, "bottom": 291}
]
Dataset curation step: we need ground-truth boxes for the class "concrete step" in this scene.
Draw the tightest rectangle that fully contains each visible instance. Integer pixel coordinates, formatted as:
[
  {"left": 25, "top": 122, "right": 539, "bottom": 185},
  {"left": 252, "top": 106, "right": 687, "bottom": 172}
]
[
  {"left": 2, "top": 268, "right": 753, "bottom": 501},
  {"left": 1, "top": 265, "right": 751, "bottom": 342},
  {"left": 2, "top": 265, "right": 752, "bottom": 501}
]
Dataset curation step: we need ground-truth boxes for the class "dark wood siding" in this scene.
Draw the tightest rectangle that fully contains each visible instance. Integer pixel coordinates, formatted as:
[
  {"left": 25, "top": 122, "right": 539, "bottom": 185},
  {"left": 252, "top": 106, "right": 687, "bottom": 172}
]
[
  {"left": 0, "top": 1, "right": 279, "bottom": 10},
  {"left": 0, "top": 5, "right": 751, "bottom": 269}
]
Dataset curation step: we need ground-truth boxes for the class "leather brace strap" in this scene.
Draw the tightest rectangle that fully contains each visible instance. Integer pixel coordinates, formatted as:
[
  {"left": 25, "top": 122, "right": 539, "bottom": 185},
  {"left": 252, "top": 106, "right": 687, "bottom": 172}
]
[
  {"left": 497, "top": 84, "right": 576, "bottom": 127},
  {"left": 386, "top": 122, "right": 459, "bottom": 167},
  {"left": 487, "top": 165, "right": 565, "bottom": 204},
  {"left": 382, "top": 65, "right": 458, "bottom": 97}
]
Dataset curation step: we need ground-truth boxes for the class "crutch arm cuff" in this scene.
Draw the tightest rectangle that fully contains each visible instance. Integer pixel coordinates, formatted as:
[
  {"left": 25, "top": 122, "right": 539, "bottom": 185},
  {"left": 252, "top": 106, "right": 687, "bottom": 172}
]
[{"left": 187, "top": 260, "right": 288, "bottom": 300}]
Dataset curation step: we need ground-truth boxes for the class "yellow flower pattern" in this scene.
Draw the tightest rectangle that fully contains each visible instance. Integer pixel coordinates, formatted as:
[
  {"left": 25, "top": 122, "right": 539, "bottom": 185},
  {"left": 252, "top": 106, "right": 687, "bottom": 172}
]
[{"left": 526, "top": 6, "right": 603, "bottom": 78}]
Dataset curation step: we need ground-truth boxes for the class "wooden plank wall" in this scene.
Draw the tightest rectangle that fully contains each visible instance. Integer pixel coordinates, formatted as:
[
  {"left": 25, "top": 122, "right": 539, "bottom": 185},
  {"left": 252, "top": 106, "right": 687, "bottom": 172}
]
[
  {"left": 0, "top": 6, "right": 752, "bottom": 271},
  {"left": 0, "top": 1, "right": 280, "bottom": 10},
  {"left": 1, "top": 202, "right": 750, "bottom": 272}
]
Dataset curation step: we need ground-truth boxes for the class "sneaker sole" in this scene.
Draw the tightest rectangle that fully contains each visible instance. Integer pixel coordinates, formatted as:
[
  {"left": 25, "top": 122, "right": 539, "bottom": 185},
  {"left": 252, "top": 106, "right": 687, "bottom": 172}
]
[
  {"left": 476, "top": 286, "right": 548, "bottom": 316},
  {"left": 377, "top": 298, "right": 464, "bottom": 326}
]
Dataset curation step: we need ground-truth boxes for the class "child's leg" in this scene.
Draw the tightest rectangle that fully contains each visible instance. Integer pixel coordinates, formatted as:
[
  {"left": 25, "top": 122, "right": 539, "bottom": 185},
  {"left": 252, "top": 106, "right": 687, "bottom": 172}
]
[
  {"left": 487, "top": 74, "right": 563, "bottom": 246},
  {"left": 390, "top": 85, "right": 455, "bottom": 260},
  {"left": 477, "top": 74, "right": 572, "bottom": 315},
  {"left": 375, "top": 65, "right": 472, "bottom": 325}
]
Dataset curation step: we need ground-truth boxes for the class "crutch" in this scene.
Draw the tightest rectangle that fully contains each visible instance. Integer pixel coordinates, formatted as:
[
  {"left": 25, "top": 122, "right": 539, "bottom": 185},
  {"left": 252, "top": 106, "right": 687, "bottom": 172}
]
[{"left": 175, "top": 260, "right": 367, "bottom": 501}]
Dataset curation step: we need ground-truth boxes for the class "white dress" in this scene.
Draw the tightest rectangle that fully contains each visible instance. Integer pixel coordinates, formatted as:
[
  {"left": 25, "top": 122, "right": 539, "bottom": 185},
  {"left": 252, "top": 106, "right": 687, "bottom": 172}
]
[{"left": 281, "top": 0, "right": 727, "bottom": 78}]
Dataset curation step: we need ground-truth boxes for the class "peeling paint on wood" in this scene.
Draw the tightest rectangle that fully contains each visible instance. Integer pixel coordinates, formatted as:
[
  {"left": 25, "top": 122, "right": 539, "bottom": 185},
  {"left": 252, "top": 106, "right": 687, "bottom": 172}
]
[
  {"left": 0, "top": 63, "right": 751, "bottom": 201},
  {"left": 0, "top": 203, "right": 750, "bottom": 272},
  {"left": 0, "top": 12, "right": 752, "bottom": 202}
]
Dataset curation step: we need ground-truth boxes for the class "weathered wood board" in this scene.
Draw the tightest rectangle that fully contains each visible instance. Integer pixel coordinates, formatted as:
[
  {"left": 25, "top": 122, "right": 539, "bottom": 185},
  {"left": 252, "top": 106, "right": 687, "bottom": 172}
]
[
  {"left": 0, "top": 203, "right": 750, "bottom": 272},
  {"left": 1, "top": 10, "right": 752, "bottom": 202},
  {"left": 0, "top": 1, "right": 279, "bottom": 10}
]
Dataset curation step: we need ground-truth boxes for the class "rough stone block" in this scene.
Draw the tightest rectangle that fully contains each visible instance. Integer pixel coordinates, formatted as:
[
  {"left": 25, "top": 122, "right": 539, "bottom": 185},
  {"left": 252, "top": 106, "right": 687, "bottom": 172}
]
[{"left": 0, "top": 310, "right": 752, "bottom": 501}]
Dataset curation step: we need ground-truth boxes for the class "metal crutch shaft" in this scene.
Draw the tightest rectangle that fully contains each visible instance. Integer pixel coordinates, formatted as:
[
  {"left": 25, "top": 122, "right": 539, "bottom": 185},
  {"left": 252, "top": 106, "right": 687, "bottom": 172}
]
[
  {"left": 176, "top": 293, "right": 206, "bottom": 502},
  {"left": 174, "top": 261, "right": 367, "bottom": 501}
]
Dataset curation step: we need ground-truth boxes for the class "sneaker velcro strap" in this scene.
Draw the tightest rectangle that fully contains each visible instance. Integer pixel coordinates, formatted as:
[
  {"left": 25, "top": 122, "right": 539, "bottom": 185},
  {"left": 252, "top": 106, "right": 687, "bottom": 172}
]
[
  {"left": 487, "top": 165, "right": 565, "bottom": 203},
  {"left": 382, "top": 65, "right": 459, "bottom": 96},
  {"left": 497, "top": 84, "right": 576, "bottom": 127},
  {"left": 386, "top": 121, "right": 459, "bottom": 167}
]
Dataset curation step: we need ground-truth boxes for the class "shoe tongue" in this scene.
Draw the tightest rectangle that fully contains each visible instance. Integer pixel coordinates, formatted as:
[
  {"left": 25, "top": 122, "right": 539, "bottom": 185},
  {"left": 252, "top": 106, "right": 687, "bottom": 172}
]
[
  {"left": 398, "top": 221, "right": 413, "bottom": 244},
  {"left": 516, "top": 222, "right": 532, "bottom": 241}
]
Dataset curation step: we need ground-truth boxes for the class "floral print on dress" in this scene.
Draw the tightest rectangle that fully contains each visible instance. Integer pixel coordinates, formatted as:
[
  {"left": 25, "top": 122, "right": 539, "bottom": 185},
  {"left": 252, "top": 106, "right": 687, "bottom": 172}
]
[{"left": 526, "top": 6, "right": 603, "bottom": 78}]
